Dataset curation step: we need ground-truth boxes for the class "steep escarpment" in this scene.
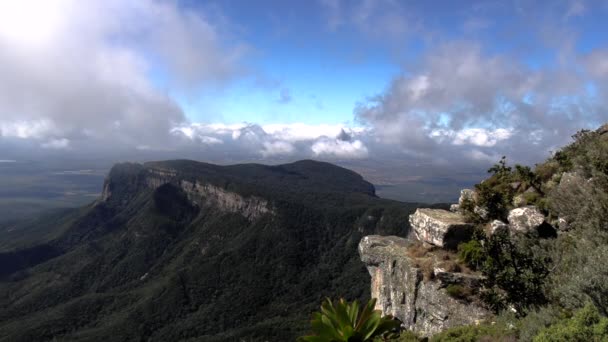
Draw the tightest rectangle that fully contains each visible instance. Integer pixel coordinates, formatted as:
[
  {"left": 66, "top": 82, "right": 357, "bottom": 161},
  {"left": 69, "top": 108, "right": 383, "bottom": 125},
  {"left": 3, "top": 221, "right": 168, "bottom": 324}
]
[
  {"left": 359, "top": 235, "right": 490, "bottom": 336},
  {"left": 0, "top": 159, "right": 419, "bottom": 342},
  {"left": 101, "top": 164, "right": 273, "bottom": 220}
]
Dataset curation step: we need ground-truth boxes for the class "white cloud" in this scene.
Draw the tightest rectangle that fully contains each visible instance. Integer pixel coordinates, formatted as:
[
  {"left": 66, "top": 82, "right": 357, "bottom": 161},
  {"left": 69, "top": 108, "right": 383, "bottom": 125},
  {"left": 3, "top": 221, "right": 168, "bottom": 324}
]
[
  {"left": 169, "top": 122, "right": 370, "bottom": 160},
  {"left": 0, "top": 0, "right": 245, "bottom": 151},
  {"left": 355, "top": 41, "right": 601, "bottom": 165},
  {"left": 261, "top": 141, "right": 295, "bottom": 157},
  {"left": 311, "top": 138, "right": 368, "bottom": 158},
  {"left": 41, "top": 138, "right": 70, "bottom": 149}
]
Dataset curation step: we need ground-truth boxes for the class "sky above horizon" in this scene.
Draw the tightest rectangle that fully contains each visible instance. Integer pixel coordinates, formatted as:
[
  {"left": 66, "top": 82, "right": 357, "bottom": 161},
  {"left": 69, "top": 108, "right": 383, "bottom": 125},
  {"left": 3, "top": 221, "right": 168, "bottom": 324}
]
[{"left": 0, "top": 0, "right": 607, "bottom": 172}]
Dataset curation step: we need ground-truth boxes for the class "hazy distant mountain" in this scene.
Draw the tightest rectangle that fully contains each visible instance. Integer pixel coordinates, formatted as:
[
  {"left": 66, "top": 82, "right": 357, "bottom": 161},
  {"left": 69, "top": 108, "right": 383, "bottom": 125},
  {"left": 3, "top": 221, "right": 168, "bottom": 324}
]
[{"left": 0, "top": 159, "right": 434, "bottom": 341}]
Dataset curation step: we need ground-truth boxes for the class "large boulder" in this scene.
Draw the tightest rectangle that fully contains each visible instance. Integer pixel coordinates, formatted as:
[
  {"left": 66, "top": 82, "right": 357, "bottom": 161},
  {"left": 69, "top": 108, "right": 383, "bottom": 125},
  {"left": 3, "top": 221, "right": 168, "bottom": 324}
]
[
  {"left": 409, "top": 209, "right": 475, "bottom": 249},
  {"left": 359, "top": 235, "right": 492, "bottom": 337},
  {"left": 507, "top": 206, "right": 545, "bottom": 233}
]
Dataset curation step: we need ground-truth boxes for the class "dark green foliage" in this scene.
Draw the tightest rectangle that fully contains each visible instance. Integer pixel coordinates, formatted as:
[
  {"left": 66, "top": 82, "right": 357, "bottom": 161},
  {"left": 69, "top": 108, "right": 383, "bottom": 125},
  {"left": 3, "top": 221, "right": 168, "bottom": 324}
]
[
  {"left": 445, "top": 284, "right": 472, "bottom": 301},
  {"left": 480, "top": 230, "right": 550, "bottom": 314},
  {"left": 379, "top": 330, "right": 421, "bottom": 341},
  {"left": 0, "top": 160, "right": 422, "bottom": 341},
  {"left": 457, "top": 239, "right": 484, "bottom": 271},
  {"left": 533, "top": 304, "right": 608, "bottom": 342},
  {"left": 430, "top": 322, "right": 515, "bottom": 342},
  {"left": 463, "top": 156, "right": 549, "bottom": 223},
  {"left": 488, "top": 156, "right": 512, "bottom": 178},
  {"left": 299, "top": 298, "right": 401, "bottom": 342}
]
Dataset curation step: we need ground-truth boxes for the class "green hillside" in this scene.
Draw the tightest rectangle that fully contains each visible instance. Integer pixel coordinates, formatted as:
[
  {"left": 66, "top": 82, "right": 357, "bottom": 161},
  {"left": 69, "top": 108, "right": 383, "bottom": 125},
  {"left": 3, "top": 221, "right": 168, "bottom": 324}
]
[{"left": 0, "top": 160, "right": 431, "bottom": 341}]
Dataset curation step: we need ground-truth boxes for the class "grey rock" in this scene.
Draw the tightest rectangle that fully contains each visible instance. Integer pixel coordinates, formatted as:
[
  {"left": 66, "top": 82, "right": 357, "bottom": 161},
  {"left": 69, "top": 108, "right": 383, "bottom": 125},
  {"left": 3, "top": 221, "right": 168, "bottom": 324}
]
[
  {"left": 558, "top": 217, "right": 569, "bottom": 231},
  {"left": 490, "top": 220, "right": 509, "bottom": 235},
  {"left": 449, "top": 204, "right": 460, "bottom": 212},
  {"left": 458, "top": 189, "right": 475, "bottom": 206},
  {"left": 507, "top": 206, "right": 545, "bottom": 233},
  {"left": 359, "top": 235, "right": 492, "bottom": 337},
  {"left": 409, "top": 209, "right": 475, "bottom": 249},
  {"left": 104, "top": 167, "right": 274, "bottom": 220},
  {"left": 473, "top": 206, "right": 489, "bottom": 220}
]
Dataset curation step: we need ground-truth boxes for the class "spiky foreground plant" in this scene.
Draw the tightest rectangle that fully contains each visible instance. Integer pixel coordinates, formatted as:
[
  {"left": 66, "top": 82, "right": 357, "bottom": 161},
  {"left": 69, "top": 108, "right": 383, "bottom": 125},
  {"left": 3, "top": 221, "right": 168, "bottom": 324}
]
[{"left": 299, "top": 298, "right": 401, "bottom": 342}]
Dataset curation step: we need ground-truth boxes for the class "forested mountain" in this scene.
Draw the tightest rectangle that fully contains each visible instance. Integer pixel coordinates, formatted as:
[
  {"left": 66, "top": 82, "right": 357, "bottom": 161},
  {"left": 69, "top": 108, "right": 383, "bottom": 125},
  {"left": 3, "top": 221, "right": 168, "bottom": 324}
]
[{"left": 0, "top": 160, "right": 430, "bottom": 341}]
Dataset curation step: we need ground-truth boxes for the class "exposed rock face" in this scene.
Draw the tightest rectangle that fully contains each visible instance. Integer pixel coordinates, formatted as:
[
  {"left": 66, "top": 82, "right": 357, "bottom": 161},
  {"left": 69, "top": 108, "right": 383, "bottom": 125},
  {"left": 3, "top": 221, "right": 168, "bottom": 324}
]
[
  {"left": 102, "top": 166, "right": 272, "bottom": 220},
  {"left": 409, "top": 209, "right": 475, "bottom": 249},
  {"left": 359, "top": 235, "right": 491, "bottom": 337},
  {"left": 449, "top": 204, "right": 460, "bottom": 213},
  {"left": 490, "top": 220, "right": 509, "bottom": 235},
  {"left": 178, "top": 180, "right": 271, "bottom": 220},
  {"left": 507, "top": 206, "right": 545, "bottom": 233}
]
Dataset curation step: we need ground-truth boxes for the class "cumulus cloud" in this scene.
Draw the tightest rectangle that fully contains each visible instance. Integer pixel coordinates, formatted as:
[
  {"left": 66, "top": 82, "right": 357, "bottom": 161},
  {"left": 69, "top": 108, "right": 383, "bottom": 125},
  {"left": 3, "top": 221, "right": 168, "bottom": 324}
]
[
  {"left": 261, "top": 141, "right": 295, "bottom": 157},
  {"left": 355, "top": 41, "right": 602, "bottom": 165},
  {"left": 0, "top": 0, "right": 245, "bottom": 151},
  {"left": 319, "top": 0, "right": 417, "bottom": 38},
  {"left": 170, "top": 122, "right": 370, "bottom": 160},
  {"left": 311, "top": 138, "right": 368, "bottom": 158}
]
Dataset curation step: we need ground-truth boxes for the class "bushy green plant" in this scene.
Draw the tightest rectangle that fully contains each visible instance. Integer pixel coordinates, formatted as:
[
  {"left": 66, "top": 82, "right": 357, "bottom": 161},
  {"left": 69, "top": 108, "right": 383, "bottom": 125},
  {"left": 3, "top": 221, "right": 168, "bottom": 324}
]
[
  {"left": 445, "top": 284, "right": 472, "bottom": 301},
  {"left": 457, "top": 239, "right": 484, "bottom": 271},
  {"left": 533, "top": 303, "right": 608, "bottom": 342},
  {"left": 430, "top": 322, "right": 515, "bottom": 342},
  {"left": 299, "top": 298, "right": 401, "bottom": 342}
]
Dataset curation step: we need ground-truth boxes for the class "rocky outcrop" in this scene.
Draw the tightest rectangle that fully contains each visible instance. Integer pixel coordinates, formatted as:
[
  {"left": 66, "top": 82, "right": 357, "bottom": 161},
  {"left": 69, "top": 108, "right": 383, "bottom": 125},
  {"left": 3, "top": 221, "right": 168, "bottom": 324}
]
[
  {"left": 507, "top": 206, "right": 545, "bottom": 233},
  {"left": 458, "top": 189, "right": 475, "bottom": 206},
  {"left": 490, "top": 220, "right": 509, "bottom": 235},
  {"left": 409, "top": 209, "right": 475, "bottom": 249},
  {"left": 178, "top": 180, "right": 271, "bottom": 220},
  {"left": 359, "top": 235, "right": 491, "bottom": 337},
  {"left": 102, "top": 165, "right": 272, "bottom": 220}
]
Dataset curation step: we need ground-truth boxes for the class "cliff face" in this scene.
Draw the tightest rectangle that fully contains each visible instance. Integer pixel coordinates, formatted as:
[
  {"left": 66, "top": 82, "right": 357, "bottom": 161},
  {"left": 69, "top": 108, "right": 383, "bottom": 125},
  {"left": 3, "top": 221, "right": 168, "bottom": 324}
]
[
  {"left": 359, "top": 235, "right": 491, "bottom": 337},
  {"left": 101, "top": 164, "right": 272, "bottom": 220}
]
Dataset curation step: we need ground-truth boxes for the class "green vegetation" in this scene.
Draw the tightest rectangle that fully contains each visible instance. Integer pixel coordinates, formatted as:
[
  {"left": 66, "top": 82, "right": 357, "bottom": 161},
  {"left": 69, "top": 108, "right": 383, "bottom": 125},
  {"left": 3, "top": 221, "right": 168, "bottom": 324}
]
[
  {"left": 0, "top": 160, "right": 425, "bottom": 341},
  {"left": 430, "top": 322, "right": 515, "bottom": 342},
  {"left": 478, "top": 230, "right": 549, "bottom": 314},
  {"left": 299, "top": 298, "right": 400, "bottom": 342},
  {"left": 457, "top": 239, "right": 484, "bottom": 271},
  {"left": 533, "top": 304, "right": 608, "bottom": 341},
  {"left": 425, "top": 126, "right": 608, "bottom": 340}
]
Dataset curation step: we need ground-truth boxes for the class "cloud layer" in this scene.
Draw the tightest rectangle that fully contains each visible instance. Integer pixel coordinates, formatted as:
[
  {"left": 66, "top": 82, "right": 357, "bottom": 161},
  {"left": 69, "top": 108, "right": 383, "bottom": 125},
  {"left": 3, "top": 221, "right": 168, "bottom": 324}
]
[
  {"left": 0, "top": 0, "right": 244, "bottom": 151},
  {"left": 355, "top": 40, "right": 604, "bottom": 165}
]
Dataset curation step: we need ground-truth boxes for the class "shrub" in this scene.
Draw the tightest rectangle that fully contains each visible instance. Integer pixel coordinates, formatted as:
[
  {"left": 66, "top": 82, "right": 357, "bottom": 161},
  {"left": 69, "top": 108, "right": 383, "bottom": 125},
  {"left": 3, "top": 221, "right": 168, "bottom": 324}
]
[
  {"left": 299, "top": 298, "right": 401, "bottom": 342},
  {"left": 533, "top": 303, "right": 608, "bottom": 342},
  {"left": 430, "top": 322, "right": 516, "bottom": 342},
  {"left": 445, "top": 284, "right": 472, "bottom": 301},
  {"left": 480, "top": 230, "right": 550, "bottom": 314},
  {"left": 457, "top": 240, "right": 484, "bottom": 271}
]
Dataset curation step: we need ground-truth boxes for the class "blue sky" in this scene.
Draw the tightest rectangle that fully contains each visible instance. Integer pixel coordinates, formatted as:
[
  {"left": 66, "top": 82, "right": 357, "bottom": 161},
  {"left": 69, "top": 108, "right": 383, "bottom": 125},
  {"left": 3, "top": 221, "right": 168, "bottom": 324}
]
[{"left": 168, "top": 0, "right": 608, "bottom": 127}]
